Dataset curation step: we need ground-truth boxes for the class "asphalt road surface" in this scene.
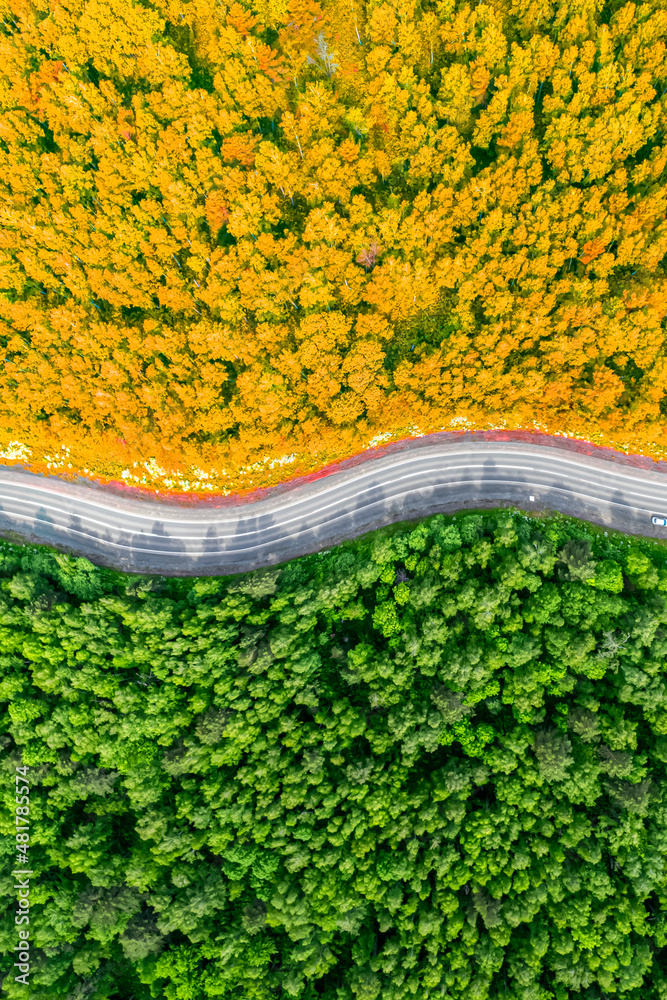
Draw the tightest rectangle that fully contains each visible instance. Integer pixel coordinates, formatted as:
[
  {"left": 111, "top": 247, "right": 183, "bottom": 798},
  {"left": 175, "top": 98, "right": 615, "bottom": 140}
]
[{"left": 1, "top": 440, "right": 667, "bottom": 576}]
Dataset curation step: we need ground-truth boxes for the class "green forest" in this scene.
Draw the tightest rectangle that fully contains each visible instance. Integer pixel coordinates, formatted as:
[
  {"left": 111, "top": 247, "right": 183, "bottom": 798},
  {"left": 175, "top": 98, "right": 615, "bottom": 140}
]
[{"left": 1, "top": 510, "right": 667, "bottom": 999}]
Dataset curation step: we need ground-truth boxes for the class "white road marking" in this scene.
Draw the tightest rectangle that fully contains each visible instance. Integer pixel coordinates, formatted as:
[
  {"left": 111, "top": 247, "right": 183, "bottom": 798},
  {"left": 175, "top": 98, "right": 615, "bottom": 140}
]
[{"left": 0, "top": 442, "right": 666, "bottom": 571}]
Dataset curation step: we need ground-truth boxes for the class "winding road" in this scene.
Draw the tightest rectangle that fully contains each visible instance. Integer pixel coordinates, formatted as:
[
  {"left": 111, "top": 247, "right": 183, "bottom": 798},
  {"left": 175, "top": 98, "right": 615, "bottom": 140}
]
[{"left": 1, "top": 440, "right": 667, "bottom": 576}]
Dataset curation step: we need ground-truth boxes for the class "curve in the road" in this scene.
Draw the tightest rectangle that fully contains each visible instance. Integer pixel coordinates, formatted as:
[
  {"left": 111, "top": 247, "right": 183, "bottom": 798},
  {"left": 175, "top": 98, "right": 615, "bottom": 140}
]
[{"left": 1, "top": 440, "right": 667, "bottom": 575}]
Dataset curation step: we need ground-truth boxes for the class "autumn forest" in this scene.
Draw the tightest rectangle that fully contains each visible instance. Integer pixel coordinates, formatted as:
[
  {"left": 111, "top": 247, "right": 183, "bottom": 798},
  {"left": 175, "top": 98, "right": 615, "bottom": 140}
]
[{"left": 1, "top": 0, "right": 667, "bottom": 490}]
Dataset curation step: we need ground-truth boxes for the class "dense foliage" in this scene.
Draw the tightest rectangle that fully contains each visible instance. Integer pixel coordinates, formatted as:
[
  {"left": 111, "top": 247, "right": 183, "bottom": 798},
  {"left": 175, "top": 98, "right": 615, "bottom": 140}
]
[
  {"left": 0, "top": 511, "right": 667, "bottom": 998},
  {"left": 2, "top": 0, "right": 667, "bottom": 489}
]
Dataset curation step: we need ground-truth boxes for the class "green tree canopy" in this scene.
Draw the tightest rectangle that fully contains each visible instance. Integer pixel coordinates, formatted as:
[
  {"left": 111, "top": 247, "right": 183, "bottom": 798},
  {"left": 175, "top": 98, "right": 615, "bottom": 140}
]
[{"left": 0, "top": 514, "right": 666, "bottom": 998}]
